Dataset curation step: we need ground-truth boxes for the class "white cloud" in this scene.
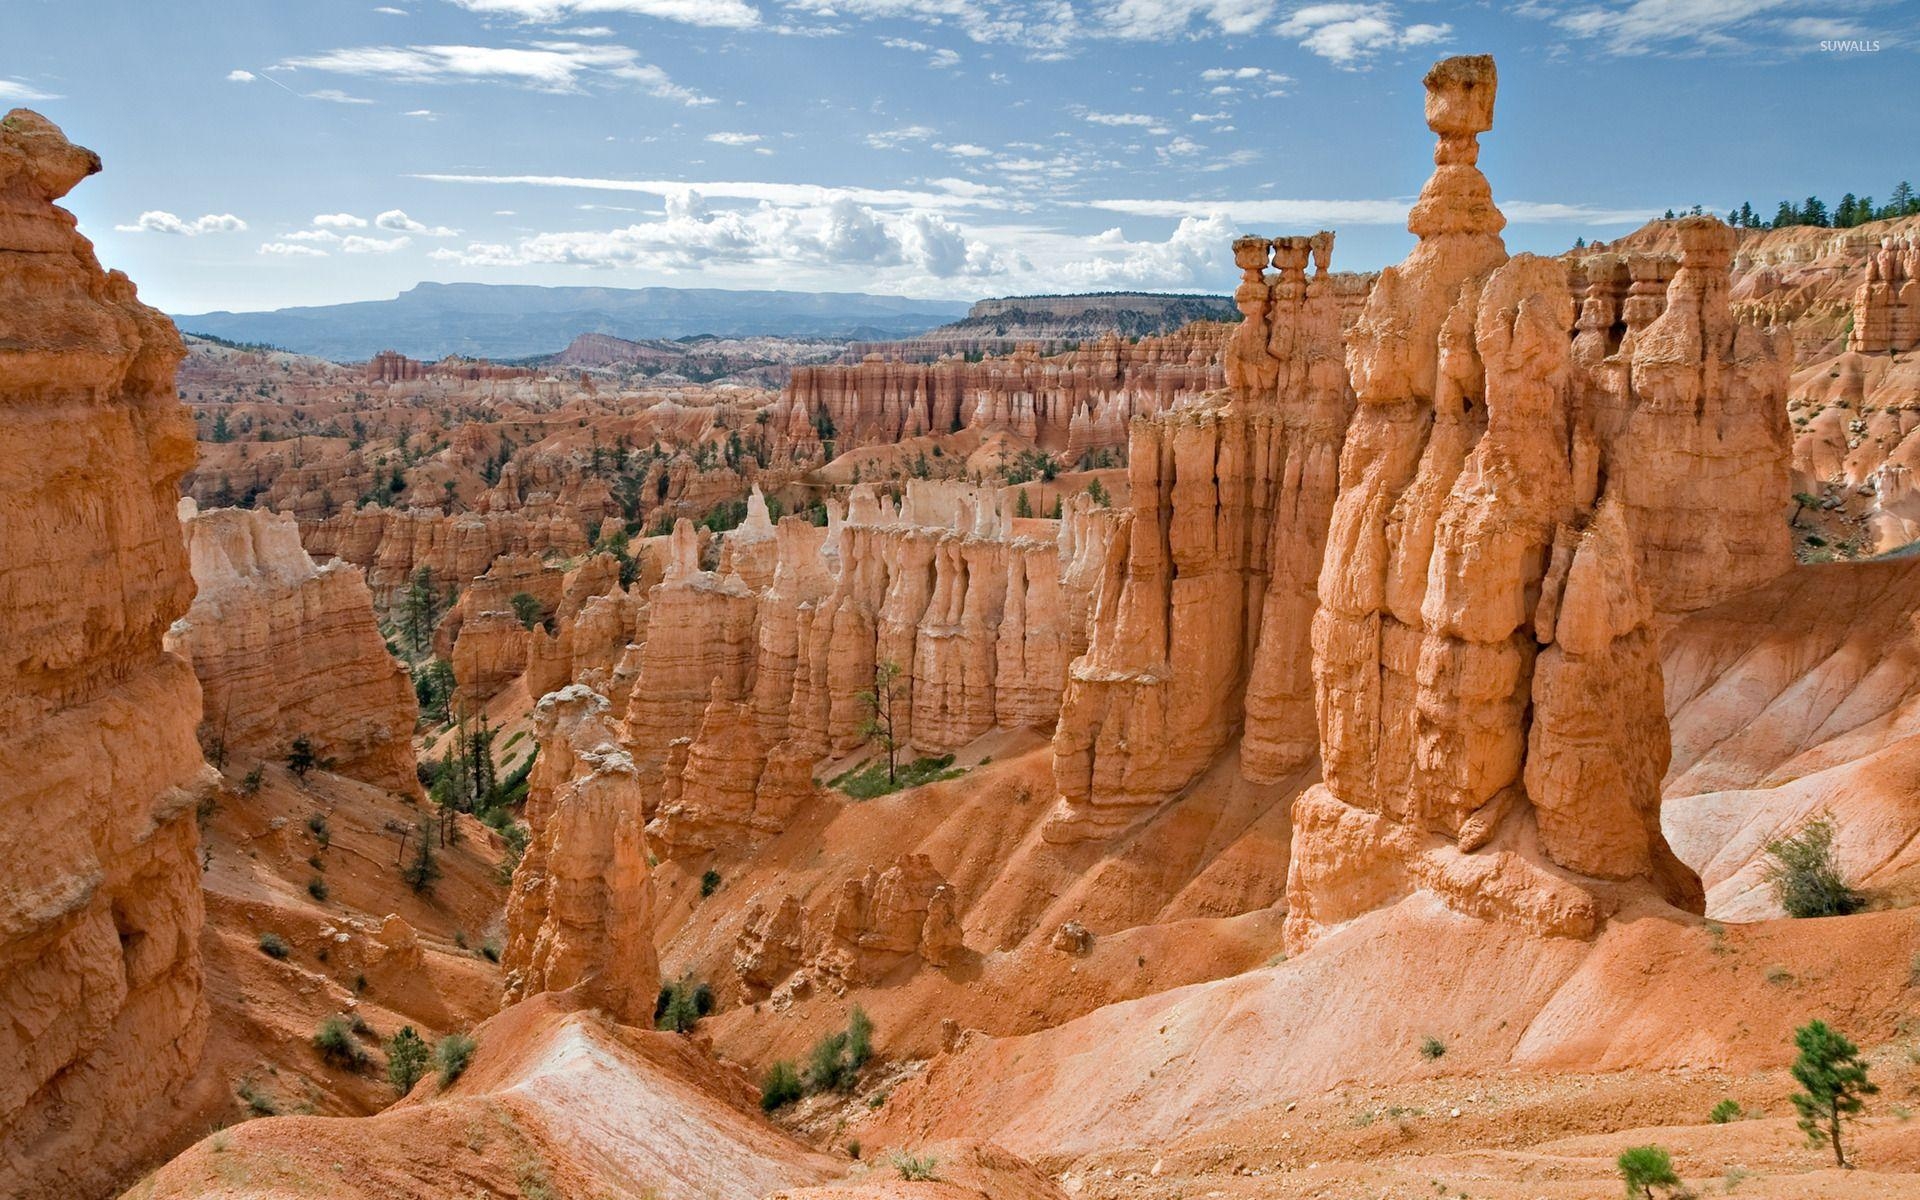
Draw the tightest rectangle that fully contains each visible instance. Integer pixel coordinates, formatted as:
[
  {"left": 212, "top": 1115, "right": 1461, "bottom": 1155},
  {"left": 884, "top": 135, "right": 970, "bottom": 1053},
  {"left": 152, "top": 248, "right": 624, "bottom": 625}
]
[
  {"left": 0, "top": 78, "right": 62, "bottom": 101},
  {"left": 226, "top": 69, "right": 258, "bottom": 83},
  {"left": 314, "top": 212, "right": 369, "bottom": 228},
  {"left": 414, "top": 171, "right": 1001, "bottom": 209},
  {"left": 928, "top": 47, "right": 962, "bottom": 67},
  {"left": 341, "top": 234, "right": 414, "bottom": 253},
  {"left": 864, "top": 124, "right": 939, "bottom": 150},
  {"left": 376, "top": 209, "right": 460, "bottom": 235},
  {"left": 940, "top": 142, "right": 994, "bottom": 157},
  {"left": 1533, "top": 0, "right": 1821, "bottom": 56},
  {"left": 1275, "top": 3, "right": 1452, "bottom": 65},
  {"left": 1084, "top": 196, "right": 1660, "bottom": 225},
  {"left": 404, "top": 108, "right": 439, "bottom": 118},
  {"left": 1096, "top": 0, "right": 1277, "bottom": 38},
  {"left": 443, "top": 0, "right": 760, "bottom": 28},
  {"left": 429, "top": 188, "right": 1006, "bottom": 280},
  {"left": 307, "top": 88, "right": 377, "bottom": 103},
  {"left": 279, "top": 42, "right": 712, "bottom": 103},
  {"left": 259, "top": 242, "right": 329, "bottom": 257},
  {"left": 1190, "top": 111, "right": 1231, "bottom": 122},
  {"left": 374, "top": 5, "right": 409, "bottom": 13},
  {"left": 705, "top": 131, "right": 764, "bottom": 145},
  {"left": 880, "top": 36, "right": 933, "bottom": 51},
  {"left": 114, "top": 211, "right": 249, "bottom": 236}
]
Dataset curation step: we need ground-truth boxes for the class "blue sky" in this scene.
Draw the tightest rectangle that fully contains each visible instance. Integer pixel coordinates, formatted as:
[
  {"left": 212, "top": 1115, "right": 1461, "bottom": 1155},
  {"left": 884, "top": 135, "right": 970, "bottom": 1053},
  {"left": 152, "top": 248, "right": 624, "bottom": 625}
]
[{"left": 7, "top": 0, "right": 1915, "bottom": 313}]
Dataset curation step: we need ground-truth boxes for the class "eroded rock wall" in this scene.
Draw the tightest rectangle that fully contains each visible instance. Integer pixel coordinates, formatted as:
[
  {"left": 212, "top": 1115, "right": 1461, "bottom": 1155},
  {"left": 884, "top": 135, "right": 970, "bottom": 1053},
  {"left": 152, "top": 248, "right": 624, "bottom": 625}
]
[
  {"left": 169, "top": 500, "right": 421, "bottom": 793},
  {"left": 0, "top": 110, "right": 210, "bottom": 1199}
]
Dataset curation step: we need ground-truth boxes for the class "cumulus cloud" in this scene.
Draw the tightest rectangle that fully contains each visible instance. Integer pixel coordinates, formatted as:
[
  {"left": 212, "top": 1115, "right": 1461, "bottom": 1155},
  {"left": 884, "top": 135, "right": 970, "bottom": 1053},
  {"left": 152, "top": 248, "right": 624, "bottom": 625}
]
[
  {"left": 1275, "top": 3, "right": 1452, "bottom": 65},
  {"left": 278, "top": 41, "right": 712, "bottom": 103},
  {"left": 428, "top": 188, "right": 1006, "bottom": 280},
  {"left": 313, "top": 212, "right": 369, "bottom": 228},
  {"left": 114, "top": 211, "right": 249, "bottom": 236},
  {"left": 226, "top": 69, "right": 257, "bottom": 83},
  {"left": 444, "top": 0, "right": 761, "bottom": 28},
  {"left": 259, "top": 242, "right": 328, "bottom": 257},
  {"left": 705, "top": 131, "right": 764, "bottom": 146},
  {"left": 376, "top": 209, "right": 460, "bottom": 235}
]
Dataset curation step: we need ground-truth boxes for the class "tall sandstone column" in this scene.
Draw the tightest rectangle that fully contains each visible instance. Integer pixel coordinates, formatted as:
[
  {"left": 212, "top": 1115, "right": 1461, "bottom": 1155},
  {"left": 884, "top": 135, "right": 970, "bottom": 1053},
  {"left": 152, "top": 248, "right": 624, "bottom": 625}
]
[
  {"left": 1286, "top": 57, "right": 1788, "bottom": 951},
  {"left": 0, "top": 110, "right": 211, "bottom": 1198}
]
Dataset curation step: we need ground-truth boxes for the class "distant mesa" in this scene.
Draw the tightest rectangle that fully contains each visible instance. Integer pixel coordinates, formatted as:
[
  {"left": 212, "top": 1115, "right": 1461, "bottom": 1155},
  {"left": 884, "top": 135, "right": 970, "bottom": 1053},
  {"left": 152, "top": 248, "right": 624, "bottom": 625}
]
[{"left": 170, "top": 281, "right": 974, "bottom": 362}]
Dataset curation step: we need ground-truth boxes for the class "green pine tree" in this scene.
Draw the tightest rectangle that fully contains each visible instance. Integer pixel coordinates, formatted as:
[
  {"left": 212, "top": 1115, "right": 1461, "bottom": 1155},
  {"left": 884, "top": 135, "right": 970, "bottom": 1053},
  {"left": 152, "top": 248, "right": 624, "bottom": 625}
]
[{"left": 1789, "top": 1020, "right": 1877, "bottom": 1168}]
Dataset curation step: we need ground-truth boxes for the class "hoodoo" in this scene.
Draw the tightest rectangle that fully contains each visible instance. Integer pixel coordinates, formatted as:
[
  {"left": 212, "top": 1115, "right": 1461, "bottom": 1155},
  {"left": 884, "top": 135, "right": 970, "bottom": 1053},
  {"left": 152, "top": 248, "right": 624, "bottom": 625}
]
[{"left": 1288, "top": 55, "right": 1788, "bottom": 949}]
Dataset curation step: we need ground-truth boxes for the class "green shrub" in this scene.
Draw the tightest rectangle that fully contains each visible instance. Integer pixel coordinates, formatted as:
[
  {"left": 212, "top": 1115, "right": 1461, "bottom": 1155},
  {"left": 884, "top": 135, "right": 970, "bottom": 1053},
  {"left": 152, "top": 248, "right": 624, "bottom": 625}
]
[
  {"left": 760, "top": 1060, "right": 803, "bottom": 1112},
  {"left": 386, "top": 1026, "right": 429, "bottom": 1094},
  {"left": 1710, "top": 1098, "right": 1743, "bottom": 1124},
  {"left": 306, "top": 813, "right": 331, "bottom": 847},
  {"left": 1419, "top": 1035, "right": 1446, "bottom": 1060},
  {"left": 1763, "top": 815, "right": 1863, "bottom": 918},
  {"left": 655, "top": 974, "right": 708, "bottom": 1034},
  {"left": 480, "top": 938, "right": 501, "bottom": 963},
  {"left": 888, "top": 1150, "right": 940, "bottom": 1182},
  {"left": 237, "top": 1078, "right": 278, "bottom": 1117},
  {"left": 434, "top": 1032, "right": 477, "bottom": 1085},
  {"left": 313, "top": 1015, "right": 367, "bottom": 1070},
  {"left": 258, "top": 932, "right": 291, "bottom": 959},
  {"left": 805, "top": 1031, "right": 853, "bottom": 1093},
  {"left": 829, "top": 754, "right": 963, "bottom": 801},
  {"left": 1617, "top": 1144, "right": 1680, "bottom": 1198},
  {"left": 306, "top": 877, "right": 328, "bottom": 902},
  {"left": 700, "top": 868, "right": 722, "bottom": 898},
  {"left": 847, "top": 1005, "right": 874, "bottom": 1069}
]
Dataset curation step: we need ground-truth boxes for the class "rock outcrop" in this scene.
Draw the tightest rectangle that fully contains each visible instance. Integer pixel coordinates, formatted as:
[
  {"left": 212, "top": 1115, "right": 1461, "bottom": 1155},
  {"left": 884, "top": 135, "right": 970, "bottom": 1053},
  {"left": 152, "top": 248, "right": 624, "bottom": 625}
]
[
  {"left": 502, "top": 686, "right": 660, "bottom": 1023},
  {"left": 168, "top": 500, "right": 421, "bottom": 793},
  {"left": 0, "top": 110, "right": 210, "bottom": 1199},
  {"left": 1286, "top": 56, "right": 1786, "bottom": 951}
]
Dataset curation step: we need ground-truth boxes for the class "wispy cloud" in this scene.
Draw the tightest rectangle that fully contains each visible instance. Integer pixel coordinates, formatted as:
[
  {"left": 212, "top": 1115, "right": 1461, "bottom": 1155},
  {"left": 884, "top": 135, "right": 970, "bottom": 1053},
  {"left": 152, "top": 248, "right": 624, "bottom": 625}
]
[
  {"left": 278, "top": 41, "right": 712, "bottom": 103},
  {"left": 413, "top": 171, "right": 1001, "bottom": 209},
  {"left": 0, "top": 78, "right": 62, "bottom": 101},
  {"left": 115, "top": 211, "right": 249, "bottom": 235},
  {"left": 443, "top": 0, "right": 760, "bottom": 28},
  {"left": 313, "top": 212, "right": 369, "bottom": 228},
  {"left": 705, "top": 131, "right": 764, "bottom": 146},
  {"left": 1084, "top": 196, "right": 1661, "bottom": 224},
  {"left": 1524, "top": 0, "right": 1853, "bottom": 56},
  {"left": 259, "top": 242, "right": 328, "bottom": 257},
  {"left": 306, "top": 88, "right": 377, "bottom": 104}
]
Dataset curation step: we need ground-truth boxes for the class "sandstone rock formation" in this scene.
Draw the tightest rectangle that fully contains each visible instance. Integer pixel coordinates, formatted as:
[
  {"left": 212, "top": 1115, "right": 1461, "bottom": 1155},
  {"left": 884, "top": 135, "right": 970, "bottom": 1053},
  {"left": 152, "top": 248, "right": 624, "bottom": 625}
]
[
  {"left": 503, "top": 686, "right": 660, "bottom": 1023},
  {"left": 0, "top": 109, "right": 210, "bottom": 1199},
  {"left": 1047, "top": 231, "right": 1350, "bottom": 839},
  {"left": 1287, "top": 56, "right": 1787, "bottom": 951},
  {"left": 770, "top": 329, "right": 1228, "bottom": 464},
  {"left": 168, "top": 499, "right": 421, "bottom": 793}
]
